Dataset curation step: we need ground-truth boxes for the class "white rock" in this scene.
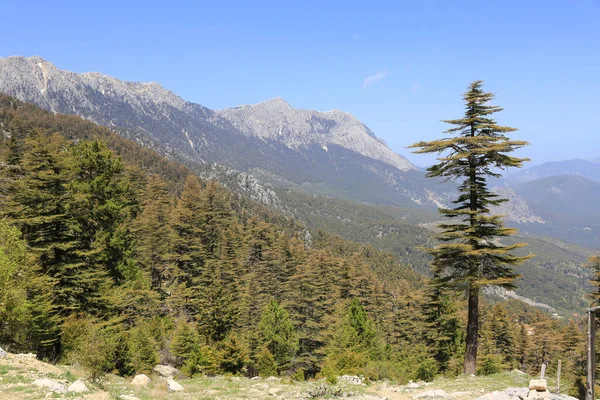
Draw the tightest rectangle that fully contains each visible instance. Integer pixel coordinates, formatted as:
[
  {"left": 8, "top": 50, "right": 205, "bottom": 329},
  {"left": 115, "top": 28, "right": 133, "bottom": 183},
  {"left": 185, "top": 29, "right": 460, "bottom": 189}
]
[
  {"left": 120, "top": 395, "right": 141, "bottom": 400},
  {"left": 268, "top": 387, "right": 283, "bottom": 395},
  {"left": 414, "top": 389, "right": 451, "bottom": 399},
  {"left": 0, "top": 347, "right": 6, "bottom": 358},
  {"left": 131, "top": 374, "right": 151, "bottom": 386},
  {"left": 153, "top": 364, "right": 179, "bottom": 378},
  {"left": 406, "top": 382, "right": 421, "bottom": 389},
  {"left": 529, "top": 380, "right": 548, "bottom": 391},
  {"left": 265, "top": 375, "right": 281, "bottom": 381},
  {"left": 339, "top": 375, "right": 364, "bottom": 385},
  {"left": 167, "top": 379, "right": 184, "bottom": 392},
  {"left": 67, "top": 379, "right": 88, "bottom": 393},
  {"left": 15, "top": 352, "right": 36, "bottom": 358},
  {"left": 476, "top": 391, "right": 512, "bottom": 400},
  {"left": 32, "top": 378, "right": 67, "bottom": 394},
  {"left": 504, "top": 388, "right": 529, "bottom": 399}
]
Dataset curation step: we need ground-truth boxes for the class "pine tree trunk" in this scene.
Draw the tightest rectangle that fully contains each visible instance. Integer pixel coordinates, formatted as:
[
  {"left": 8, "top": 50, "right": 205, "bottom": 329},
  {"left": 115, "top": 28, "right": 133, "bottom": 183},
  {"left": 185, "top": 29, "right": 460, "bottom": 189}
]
[{"left": 464, "top": 286, "right": 479, "bottom": 375}]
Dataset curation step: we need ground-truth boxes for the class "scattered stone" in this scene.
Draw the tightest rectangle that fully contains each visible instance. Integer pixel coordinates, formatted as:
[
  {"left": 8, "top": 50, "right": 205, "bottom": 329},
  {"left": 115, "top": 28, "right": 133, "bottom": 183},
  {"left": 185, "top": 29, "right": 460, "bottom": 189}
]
[
  {"left": 529, "top": 380, "right": 548, "bottom": 391},
  {"left": 120, "top": 395, "right": 141, "bottom": 400},
  {"left": 131, "top": 374, "right": 151, "bottom": 386},
  {"left": 406, "top": 381, "right": 421, "bottom": 389},
  {"left": 67, "top": 379, "right": 89, "bottom": 393},
  {"left": 476, "top": 391, "right": 512, "bottom": 400},
  {"left": 339, "top": 375, "right": 364, "bottom": 385},
  {"left": 526, "top": 379, "right": 550, "bottom": 400},
  {"left": 414, "top": 389, "right": 451, "bottom": 399},
  {"left": 268, "top": 387, "right": 282, "bottom": 395},
  {"left": 32, "top": 378, "right": 67, "bottom": 394},
  {"left": 451, "top": 392, "right": 472, "bottom": 397},
  {"left": 15, "top": 352, "right": 36, "bottom": 358},
  {"left": 167, "top": 378, "right": 184, "bottom": 392},
  {"left": 153, "top": 364, "right": 179, "bottom": 378},
  {"left": 251, "top": 376, "right": 262, "bottom": 380},
  {"left": 504, "top": 388, "right": 529, "bottom": 399},
  {"left": 0, "top": 347, "right": 6, "bottom": 358},
  {"left": 549, "top": 395, "right": 579, "bottom": 400},
  {"left": 266, "top": 375, "right": 281, "bottom": 381}
]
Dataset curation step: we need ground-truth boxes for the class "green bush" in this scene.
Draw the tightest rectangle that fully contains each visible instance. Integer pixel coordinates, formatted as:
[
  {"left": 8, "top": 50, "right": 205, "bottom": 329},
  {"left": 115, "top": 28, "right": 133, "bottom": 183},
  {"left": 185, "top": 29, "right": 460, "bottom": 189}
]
[
  {"left": 415, "top": 357, "right": 438, "bottom": 382},
  {"left": 75, "top": 326, "right": 119, "bottom": 382},
  {"left": 128, "top": 325, "right": 158, "bottom": 374},
  {"left": 256, "top": 347, "right": 278, "bottom": 377},
  {"left": 291, "top": 368, "right": 305, "bottom": 381},
  {"left": 216, "top": 333, "right": 248, "bottom": 375},
  {"left": 477, "top": 353, "right": 504, "bottom": 376}
]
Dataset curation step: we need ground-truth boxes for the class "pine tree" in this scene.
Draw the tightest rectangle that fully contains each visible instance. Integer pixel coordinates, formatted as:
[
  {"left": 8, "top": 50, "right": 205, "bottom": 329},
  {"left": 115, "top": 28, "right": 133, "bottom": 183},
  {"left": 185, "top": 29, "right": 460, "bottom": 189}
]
[
  {"left": 422, "top": 274, "right": 462, "bottom": 372},
  {"left": 70, "top": 140, "right": 136, "bottom": 284},
  {"left": 322, "top": 299, "right": 383, "bottom": 377},
  {"left": 410, "top": 80, "right": 531, "bottom": 374},
  {"left": 586, "top": 256, "right": 600, "bottom": 306},
  {"left": 258, "top": 299, "right": 298, "bottom": 373},
  {"left": 0, "top": 218, "right": 31, "bottom": 349},
  {"left": 132, "top": 175, "right": 176, "bottom": 293}
]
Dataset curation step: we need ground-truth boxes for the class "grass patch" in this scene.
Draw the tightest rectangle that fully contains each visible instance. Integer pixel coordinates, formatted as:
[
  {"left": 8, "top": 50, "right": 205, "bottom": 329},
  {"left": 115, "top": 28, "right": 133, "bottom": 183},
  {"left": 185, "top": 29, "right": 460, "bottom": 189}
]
[{"left": 0, "top": 364, "right": 15, "bottom": 375}]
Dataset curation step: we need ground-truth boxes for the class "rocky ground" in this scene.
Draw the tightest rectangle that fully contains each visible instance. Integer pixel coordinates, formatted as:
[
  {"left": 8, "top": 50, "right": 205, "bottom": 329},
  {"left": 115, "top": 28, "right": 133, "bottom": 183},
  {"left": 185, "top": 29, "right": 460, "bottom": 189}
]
[{"left": 0, "top": 349, "right": 580, "bottom": 400}]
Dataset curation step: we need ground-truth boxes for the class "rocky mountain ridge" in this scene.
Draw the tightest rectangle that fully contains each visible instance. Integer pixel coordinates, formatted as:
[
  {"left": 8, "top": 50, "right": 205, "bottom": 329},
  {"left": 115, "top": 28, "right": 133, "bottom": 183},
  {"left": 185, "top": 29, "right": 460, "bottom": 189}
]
[{"left": 0, "top": 56, "right": 414, "bottom": 172}]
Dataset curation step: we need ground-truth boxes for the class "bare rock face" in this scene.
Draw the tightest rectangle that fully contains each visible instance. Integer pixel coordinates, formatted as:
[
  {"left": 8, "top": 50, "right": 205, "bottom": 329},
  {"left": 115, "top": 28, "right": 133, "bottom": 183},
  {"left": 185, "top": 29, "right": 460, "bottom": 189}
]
[
  {"left": 0, "top": 56, "right": 444, "bottom": 211},
  {"left": 217, "top": 97, "right": 416, "bottom": 172}
]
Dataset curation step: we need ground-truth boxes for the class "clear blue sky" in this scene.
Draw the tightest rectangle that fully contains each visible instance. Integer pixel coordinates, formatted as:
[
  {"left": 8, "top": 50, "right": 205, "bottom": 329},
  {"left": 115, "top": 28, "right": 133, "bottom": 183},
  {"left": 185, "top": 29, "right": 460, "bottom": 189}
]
[{"left": 2, "top": 0, "right": 599, "bottom": 167}]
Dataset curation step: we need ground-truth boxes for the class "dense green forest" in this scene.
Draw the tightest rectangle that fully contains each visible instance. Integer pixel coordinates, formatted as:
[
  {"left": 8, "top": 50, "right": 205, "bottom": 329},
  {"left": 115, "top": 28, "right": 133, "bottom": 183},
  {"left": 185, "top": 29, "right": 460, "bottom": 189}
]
[{"left": 0, "top": 94, "right": 590, "bottom": 392}]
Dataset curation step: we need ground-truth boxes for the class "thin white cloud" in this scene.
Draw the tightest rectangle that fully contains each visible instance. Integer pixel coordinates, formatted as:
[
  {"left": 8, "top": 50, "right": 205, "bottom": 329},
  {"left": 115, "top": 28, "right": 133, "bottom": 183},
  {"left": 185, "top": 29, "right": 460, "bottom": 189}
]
[{"left": 362, "top": 69, "right": 388, "bottom": 88}]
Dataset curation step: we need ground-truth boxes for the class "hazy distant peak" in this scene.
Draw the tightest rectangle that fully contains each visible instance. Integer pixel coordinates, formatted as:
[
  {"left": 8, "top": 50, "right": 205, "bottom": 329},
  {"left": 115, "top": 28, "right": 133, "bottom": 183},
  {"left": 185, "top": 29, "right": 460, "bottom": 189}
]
[{"left": 259, "top": 97, "right": 292, "bottom": 107}]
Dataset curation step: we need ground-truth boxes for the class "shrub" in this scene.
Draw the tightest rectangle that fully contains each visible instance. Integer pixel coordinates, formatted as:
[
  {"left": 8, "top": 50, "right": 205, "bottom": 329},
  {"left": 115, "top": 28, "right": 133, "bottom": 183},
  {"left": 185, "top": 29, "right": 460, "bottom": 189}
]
[
  {"left": 477, "top": 353, "right": 504, "bottom": 376},
  {"left": 128, "top": 325, "right": 158, "bottom": 374},
  {"left": 256, "top": 347, "right": 278, "bottom": 377}
]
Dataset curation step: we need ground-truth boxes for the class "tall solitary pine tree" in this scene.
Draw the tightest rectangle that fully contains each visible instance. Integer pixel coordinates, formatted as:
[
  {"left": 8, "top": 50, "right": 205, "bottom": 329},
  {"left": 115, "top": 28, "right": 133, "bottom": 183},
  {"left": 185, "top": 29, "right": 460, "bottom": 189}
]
[{"left": 410, "top": 80, "right": 531, "bottom": 374}]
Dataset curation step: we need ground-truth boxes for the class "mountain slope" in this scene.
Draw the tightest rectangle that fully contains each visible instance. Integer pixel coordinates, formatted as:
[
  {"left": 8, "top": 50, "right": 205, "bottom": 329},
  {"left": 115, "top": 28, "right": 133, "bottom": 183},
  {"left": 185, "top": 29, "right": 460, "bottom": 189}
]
[
  {"left": 505, "top": 158, "right": 600, "bottom": 183},
  {"left": 0, "top": 56, "right": 452, "bottom": 209}
]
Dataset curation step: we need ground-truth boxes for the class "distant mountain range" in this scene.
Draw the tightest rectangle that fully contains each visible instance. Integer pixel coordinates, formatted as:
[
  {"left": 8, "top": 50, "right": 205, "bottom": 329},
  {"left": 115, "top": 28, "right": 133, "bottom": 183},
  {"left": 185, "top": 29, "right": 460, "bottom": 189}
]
[
  {"left": 0, "top": 55, "right": 598, "bottom": 252},
  {"left": 0, "top": 56, "right": 452, "bottom": 209},
  {"left": 504, "top": 158, "right": 600, "bottom": 183}
]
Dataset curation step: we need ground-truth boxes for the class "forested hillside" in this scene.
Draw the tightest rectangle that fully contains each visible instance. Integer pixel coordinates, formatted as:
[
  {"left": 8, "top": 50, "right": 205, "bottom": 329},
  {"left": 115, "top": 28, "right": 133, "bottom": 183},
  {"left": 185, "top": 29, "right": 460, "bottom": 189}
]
[{"left": 0, "top": 94, "right": 589, "bottom": 389}]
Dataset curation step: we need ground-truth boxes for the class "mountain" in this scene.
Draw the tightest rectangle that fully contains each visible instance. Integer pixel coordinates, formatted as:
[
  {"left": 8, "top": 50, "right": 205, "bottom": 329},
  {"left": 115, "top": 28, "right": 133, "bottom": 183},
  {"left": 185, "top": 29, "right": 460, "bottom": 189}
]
[
  {"left": 508, "top": 174, "right": 600, "bottom": 249},
  {"left": 504, "top": 158, "right": 600, "bottom": 183},
  {"left": 0, "top": 56, "right": 452, "bottom": 209}
]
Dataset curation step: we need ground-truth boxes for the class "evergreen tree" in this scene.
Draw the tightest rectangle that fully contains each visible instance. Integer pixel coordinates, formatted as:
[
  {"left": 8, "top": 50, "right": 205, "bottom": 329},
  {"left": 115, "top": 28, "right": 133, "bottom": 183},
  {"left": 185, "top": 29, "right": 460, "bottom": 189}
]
[
  {"left": 70, "top": 140, "right": 136, "bottom": 284},
  {"left": 586, "top": 256, "right": 600, "bottom": 306},
  {"left": 257, "top": 299, "right": 298, "bottom": 373},
  {"left": 0, "top": 218, "right": 31, "bottom": 349},
  {"left": 132, "top": 175, "right": 176, "bottom": 293},
  {"left": 422, "top": 274, "right": 462, "bottom": 371},
  {"left": 410, "top": 80, "right": 530, "bottom": 374},
  {"left": 217, "top": 333, "right": 248, "bottom": 375},
  {"left": 323, "top": 299, "right": 383, "bottom": 377}
]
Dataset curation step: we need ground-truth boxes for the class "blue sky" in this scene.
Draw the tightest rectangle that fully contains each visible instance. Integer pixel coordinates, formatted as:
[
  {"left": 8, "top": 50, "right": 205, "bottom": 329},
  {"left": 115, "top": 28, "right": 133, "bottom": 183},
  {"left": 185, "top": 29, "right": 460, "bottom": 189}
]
[{"left": 2, "top": 0, "right": 599, "bottom": 167}]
